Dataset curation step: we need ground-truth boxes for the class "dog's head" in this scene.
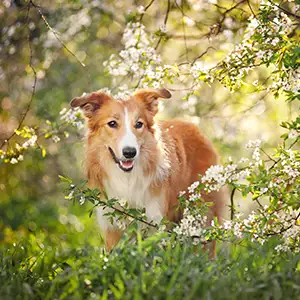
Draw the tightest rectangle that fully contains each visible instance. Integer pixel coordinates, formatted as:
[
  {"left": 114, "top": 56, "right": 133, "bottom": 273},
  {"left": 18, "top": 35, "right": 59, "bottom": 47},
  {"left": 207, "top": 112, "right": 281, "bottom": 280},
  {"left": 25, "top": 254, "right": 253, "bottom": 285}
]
[{"left": 71, "top": 88, "right": 171, "bottom": 172}]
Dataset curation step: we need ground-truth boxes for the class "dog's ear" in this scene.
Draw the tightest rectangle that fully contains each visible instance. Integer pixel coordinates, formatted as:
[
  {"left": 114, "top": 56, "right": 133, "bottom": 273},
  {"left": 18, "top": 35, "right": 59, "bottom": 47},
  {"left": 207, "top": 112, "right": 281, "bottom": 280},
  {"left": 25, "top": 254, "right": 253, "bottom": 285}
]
[
  {"left": 134, "top": 88, "right": 171, "bottom": 116},
  {"left": 70, "top": 91, "right": 111, "bottom": 118}
]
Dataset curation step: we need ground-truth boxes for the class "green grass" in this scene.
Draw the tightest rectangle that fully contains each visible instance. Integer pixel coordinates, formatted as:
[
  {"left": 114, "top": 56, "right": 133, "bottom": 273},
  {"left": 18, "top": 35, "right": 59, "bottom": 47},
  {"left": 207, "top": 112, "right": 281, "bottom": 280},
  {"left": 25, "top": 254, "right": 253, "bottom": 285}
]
[
  {"left": 1, "top": 232, "right": 300, "bottom": 300},
  {"left": 1, "top": 194, "right": 299, "bottom": 299}
]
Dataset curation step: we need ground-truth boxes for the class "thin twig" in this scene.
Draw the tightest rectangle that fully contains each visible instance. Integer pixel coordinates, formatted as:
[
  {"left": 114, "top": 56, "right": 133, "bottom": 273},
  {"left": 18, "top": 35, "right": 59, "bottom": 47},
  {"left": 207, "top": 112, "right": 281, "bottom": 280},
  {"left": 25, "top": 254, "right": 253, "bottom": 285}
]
[
  {"left": 210, "top": 0, "right": 247, "bottom": 36},
  {"left": 1, "top": 0, "right": 94, "bottom": 149},
  {"left": 95, "top": 199, "right": 158, "bottom": 229},
  {"left": 269, "top": 138, "right": 298, "bottom": 171},
  {"left": 177, "top": 46, "right": 216, "bottom": 67},
  {"left": 268, "top": 0, "right": 300, "bottom": 20},
  {"left": 155, "top": 0, "right": 171, "bottom": 50},
  {"left": 0, "top": 3, "right": 37, "bottom": 149},
  {"left": 265, "top": 211, "right": 300, "bottom": 236},
  {"left": 261, "top": 148, "right": 276, "bottom": 162},
  {"left": 168, "top": 33, "right": 210, "bottom": 40},
  {"left": 246, "top": 0, "right": 256, "bottom": 17},
  {"left": 30, "top": 0, "right": 86, "bottom": 68},
  {"left": 175, "top": 0, "right": 189, "bottom": 62},
  {"left": 191, "top": 46, "right": 216, "bottom": 66},
  {"left": 140, "top": 0, "right": 156, "bottom": 22},
  {"left": 230, "top": 187, "right": 236, "bottom": 220}
]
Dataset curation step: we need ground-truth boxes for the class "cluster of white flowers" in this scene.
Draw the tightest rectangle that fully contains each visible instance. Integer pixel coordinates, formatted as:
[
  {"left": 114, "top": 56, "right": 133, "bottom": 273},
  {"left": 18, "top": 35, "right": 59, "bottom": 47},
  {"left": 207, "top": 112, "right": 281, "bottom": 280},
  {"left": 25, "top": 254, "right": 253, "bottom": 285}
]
[
  {"left": 243, "top": 16, "right": 259, "bottom": 40},
  {"left": 103, "top": 22, "right": 176, "bottom": 90},
  {"left": 187, "top": 61, "right": 214, "bottom": 90},
  {"left": 201, "top": 163, "right": 251, "bottom": 192},
  {"left": 269, "top": 67, "right": 300, "bottom": 94},
  {"left": 190, "top": 61, "right": 213, "bottom": 80},
  {"left": 52, "top": 135, "right": 60, "bottom": 143},
  {"left": 9, "top": 155, "right": 23, "bottom": 164},
  {"left": 3, "top": 131, "right": 38, "bottom": 164},
  {"left": 216, "top": 204, "right": 300, "bottom": 251},
  {"left": 189, "top": 193, "right": 202, "bottom": 202},
  {"left": 79, "top": 196, "right": 85, "bottom": 205},
  {"left": 22, "top": 134, "right": 37, "bottom": 148},
  {"left": 118, "top": 197, "right": 128, "bottom": 207},
  {"left": 113, "top": 84, "right": 133, "bottom": 100},
  {"left": 174, "top": 183, "right": 299, "bottom": 250},
  {"left": 60, "top": 107, "right": 84, "bottom": 130},
  {"left": 245, "top": 139, "right": 262, "bottom": 148},
  {"left": 104, "top": 22, "right": 159, "bottom": 75},
  {"left": 215, "top": 1, "right": 296, "bottom": 92},
  {"left": 201, "top": 165, "right": 228, "bottom": 192},
  {"left": 187, "top": 181, "right": 199, "bottom": 194},
  {"left": 173, "top": 208, "right": 207, "bottom": 244},
  {"left": 184, "top": 139, "right": 263, "bottom": 194},
  {"left": 232, "top": 211, "right": 267, "bottom": 243},
  {"left": 252, "top": 148, "right": 261, "bottom": 165},
  {"left": 178, "top": 190, "right": 186, "bottom": 197},
  {"left": 67, "top": 190, "right": 74, "bottom": 199},
  {"left": 137, "top": 5, "right": 145, "bottom": 14},
  {"left": 276, "top": 68, "right": 300, "bottom": 94},
  {"left": 278, "top": 150, "right": 300, "bottom": 185},
  {"left": 273, "top": 208, "right": 300, "bottom": 253},
  {"left": 246, "top": 139, "right": 263, "bottom": 166},
  {"left": 255, "top": 206, "right": 299, "bottom": 251}
]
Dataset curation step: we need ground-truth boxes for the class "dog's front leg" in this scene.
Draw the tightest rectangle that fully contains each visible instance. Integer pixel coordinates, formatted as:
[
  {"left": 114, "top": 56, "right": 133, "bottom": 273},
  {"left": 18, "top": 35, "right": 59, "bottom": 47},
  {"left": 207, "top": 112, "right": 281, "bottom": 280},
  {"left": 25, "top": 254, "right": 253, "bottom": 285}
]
[{"left": 104, "top": 228, "right": 123, "bottom": 252}]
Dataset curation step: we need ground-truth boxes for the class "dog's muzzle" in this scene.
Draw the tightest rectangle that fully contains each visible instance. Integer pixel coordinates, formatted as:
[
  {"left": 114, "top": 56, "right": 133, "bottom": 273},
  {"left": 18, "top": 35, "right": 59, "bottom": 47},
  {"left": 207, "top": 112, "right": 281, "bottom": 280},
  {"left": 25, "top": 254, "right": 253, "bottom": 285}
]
[{"left": 108, "top": 146, "right": 135, "bottom": 172}]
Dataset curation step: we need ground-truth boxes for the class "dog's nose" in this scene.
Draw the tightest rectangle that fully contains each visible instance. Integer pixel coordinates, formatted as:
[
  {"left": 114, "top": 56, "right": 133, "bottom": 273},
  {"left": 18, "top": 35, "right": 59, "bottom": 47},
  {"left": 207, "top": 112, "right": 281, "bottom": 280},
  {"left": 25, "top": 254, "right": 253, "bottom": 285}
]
[{"left": 122, "top": 147, "right": 137, "bottom": 159}]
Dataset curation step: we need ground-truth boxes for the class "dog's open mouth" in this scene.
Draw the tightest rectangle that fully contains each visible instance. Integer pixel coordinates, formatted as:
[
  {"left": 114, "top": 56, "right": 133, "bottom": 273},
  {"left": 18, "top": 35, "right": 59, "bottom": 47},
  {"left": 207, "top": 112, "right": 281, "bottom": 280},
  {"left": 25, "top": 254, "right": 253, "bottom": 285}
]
[
  {"left": 108, "top": 147, "right": 134, "bottom": 172},
  {"left": 119, "top": 160, "right": 135, "bottom": 171}
]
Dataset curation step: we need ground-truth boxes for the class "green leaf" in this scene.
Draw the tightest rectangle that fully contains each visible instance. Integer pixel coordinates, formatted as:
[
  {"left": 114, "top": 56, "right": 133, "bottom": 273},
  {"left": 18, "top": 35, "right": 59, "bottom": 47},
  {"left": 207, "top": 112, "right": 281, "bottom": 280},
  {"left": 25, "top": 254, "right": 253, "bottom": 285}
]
[{"left": 58, "top": 175, "right": 72, "bottom": 184}]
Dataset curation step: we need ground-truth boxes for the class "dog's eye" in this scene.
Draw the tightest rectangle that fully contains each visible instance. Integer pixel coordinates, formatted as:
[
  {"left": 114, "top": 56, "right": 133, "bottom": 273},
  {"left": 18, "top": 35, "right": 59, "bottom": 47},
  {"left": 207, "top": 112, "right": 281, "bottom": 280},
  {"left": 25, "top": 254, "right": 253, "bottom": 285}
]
[
  {"left": 107, "top": 120, "right": 118, "bottom": 128},
  {"left": 135, "top": 121, "right": 143, "bottom": 129}
]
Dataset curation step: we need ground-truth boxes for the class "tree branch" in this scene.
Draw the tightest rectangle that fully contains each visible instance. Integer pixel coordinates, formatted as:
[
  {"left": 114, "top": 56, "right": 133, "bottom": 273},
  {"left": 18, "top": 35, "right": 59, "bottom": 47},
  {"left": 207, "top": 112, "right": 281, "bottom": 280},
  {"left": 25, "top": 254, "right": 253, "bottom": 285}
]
[
  {"left": 268, "top": 0, "right": 300, "bottom": 20},
  {"left": 230, "top": 187, "right": 236, "bottom": 220},
  {"left": 155, "top": 0, "right": 171, "bottom": 50},
  {"left": 0, "top": 2, "right": 37, "bottom": 149},
  {"left": 29, "top": 0, "right": 87, "bottom": 68}
]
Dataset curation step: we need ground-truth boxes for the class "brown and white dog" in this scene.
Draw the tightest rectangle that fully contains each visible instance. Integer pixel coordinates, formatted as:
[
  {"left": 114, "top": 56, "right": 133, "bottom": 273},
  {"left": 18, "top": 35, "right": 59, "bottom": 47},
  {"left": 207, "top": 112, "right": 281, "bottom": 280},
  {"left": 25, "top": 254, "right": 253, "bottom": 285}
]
[{"left": 71, "top": 88, "right": 225, "bottom": 256}]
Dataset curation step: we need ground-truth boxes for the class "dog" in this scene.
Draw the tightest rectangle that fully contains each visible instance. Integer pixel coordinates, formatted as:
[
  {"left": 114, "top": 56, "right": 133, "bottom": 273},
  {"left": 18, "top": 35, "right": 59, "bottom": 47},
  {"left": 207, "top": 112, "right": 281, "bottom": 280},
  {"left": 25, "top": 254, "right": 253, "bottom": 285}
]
[{"left": 71, "top": 88, "right": 225, "bottom": 256}]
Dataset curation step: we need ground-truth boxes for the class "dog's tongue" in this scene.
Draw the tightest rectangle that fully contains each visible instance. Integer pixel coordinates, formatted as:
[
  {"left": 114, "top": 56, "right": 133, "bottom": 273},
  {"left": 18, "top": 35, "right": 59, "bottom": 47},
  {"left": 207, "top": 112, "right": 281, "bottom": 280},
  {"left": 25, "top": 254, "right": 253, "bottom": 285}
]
[{"left": 120, "top": 160, "right": 134, "bottom": 169}]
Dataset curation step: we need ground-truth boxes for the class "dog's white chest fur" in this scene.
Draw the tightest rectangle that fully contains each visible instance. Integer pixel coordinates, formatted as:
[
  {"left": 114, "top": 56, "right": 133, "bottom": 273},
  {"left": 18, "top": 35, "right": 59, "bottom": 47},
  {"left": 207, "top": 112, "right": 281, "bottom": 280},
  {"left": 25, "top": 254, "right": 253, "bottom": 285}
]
[{"left": 96, "top": 162, "right": 165, "bottom": 231}]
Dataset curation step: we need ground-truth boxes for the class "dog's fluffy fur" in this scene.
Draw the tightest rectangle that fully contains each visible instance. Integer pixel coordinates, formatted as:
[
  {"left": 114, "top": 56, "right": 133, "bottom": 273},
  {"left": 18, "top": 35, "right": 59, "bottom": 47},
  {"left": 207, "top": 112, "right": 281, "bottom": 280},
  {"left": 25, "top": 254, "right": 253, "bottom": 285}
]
[{"left": 71, "top": 88, "right": 225, "bottom": 255}]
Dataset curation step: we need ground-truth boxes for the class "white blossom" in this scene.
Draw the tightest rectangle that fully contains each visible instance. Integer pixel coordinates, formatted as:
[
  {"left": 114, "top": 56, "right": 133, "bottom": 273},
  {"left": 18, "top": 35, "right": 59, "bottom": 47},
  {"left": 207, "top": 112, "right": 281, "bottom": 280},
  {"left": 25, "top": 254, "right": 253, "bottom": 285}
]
[
  {"left": 60, "top": 107, "right": 84, "bottom": 130},
  {"left": 79, "top": 196, "right": 85, "bottom": 205},
  {"left": 10, "top": 158, "right": 18, "bottom": 164},
  {"left": 118, "top": 198, "right": 127, "bottom": 207},
  {"left": 159, "top": 24, "right": 168, "bottom": 33},
  {"left": 103, "top": 22, "right": 176, "bottom": 93},
  {"left": 22, "top": 135, "right": 37, "bottom": 149},
  {"left": 52, "top": 135, "right": 60, "bottom": 143},
  {"left": 179, "top": 191, "right": 186, "bottom": 197},
  {"left": 137, "top": 5, "right": 145, "bottom": 14},
  {"left": 245, "top": 139, "right": 262, "bottom": 149},
  {"left": 173, "top": 208, "right": 207, "bottom": 241},
  {"left": 187, "top": 181, "right": 199, "bottom": 193},
  {"left": 288, "top": 129, "right": 300, "bottom": 139}
]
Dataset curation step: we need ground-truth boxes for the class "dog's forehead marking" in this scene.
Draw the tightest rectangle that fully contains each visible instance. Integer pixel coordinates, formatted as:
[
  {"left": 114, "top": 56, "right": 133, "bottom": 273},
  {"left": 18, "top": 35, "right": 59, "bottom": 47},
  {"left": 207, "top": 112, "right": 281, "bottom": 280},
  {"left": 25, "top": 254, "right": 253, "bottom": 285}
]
[{"left": 118, "top": 101, "right": 139, "bottom": 157}]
